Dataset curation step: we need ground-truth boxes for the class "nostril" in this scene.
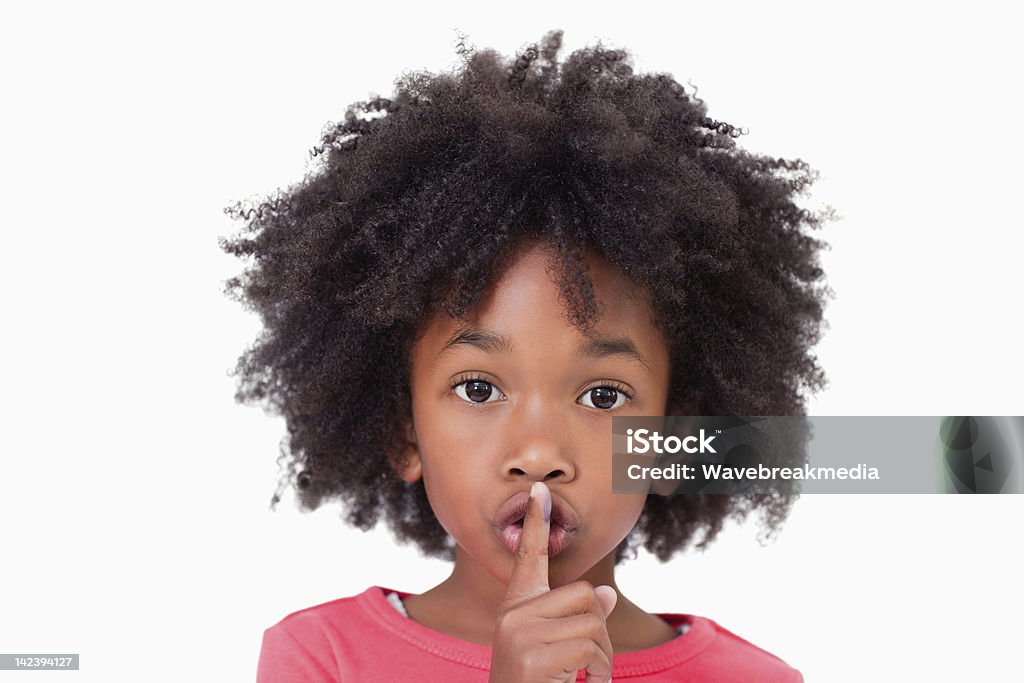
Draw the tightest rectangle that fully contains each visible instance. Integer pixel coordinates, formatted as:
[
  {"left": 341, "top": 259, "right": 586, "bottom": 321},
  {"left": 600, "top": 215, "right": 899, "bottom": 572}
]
[{"left": 505, "top": 468, "right": 570, "bottom": 481}]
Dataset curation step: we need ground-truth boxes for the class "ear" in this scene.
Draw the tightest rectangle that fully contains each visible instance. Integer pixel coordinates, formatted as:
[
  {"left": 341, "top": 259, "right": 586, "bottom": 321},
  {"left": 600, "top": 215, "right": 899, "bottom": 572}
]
[{"left": 393, "top": 420, "right": 423, "bottom": 483}]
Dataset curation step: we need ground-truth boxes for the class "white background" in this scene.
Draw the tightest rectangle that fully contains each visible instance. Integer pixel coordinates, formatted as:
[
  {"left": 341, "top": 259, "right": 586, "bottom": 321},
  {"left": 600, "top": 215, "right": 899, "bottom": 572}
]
[{"left": 2, "top": 1, "right": 1022, "bottom": 681}]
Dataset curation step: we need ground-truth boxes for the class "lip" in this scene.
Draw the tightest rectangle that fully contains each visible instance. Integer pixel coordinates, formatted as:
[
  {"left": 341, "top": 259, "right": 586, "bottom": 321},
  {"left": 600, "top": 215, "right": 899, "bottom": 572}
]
[{"left": 492, "top": 489, "right": 580, "bottom": 558}]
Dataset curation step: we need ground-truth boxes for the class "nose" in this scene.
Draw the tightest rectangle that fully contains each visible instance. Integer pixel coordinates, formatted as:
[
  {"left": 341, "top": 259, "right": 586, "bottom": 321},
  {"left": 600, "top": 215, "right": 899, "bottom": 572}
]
[{"left": 500, "top": 398, "right": 576, "bottom": 483}]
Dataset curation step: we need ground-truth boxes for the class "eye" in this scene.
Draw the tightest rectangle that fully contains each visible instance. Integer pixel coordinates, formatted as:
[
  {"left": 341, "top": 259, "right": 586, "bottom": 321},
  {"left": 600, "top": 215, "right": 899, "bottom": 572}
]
[
  {"left": 578, "top": 385, "right": 629, "bottom": 410},
  {"left": 453, "top": 378, "right": 506, "bottom": 404}
]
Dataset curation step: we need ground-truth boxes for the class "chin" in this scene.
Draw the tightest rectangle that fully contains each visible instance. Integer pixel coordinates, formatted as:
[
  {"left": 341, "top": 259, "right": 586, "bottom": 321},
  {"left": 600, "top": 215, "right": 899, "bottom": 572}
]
[{"left": 546, "top": 550, "right": 605, "bottom": 586}]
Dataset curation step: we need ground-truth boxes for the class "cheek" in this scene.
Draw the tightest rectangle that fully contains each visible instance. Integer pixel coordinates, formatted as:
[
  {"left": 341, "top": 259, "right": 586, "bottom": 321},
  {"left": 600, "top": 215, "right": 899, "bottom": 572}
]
[
  {"left": 414, "top": 412, "right": 499, "bottom": 533},
  {"left": 582, "top": 431, "right": 645, "bottom": 526},
  {"left": 418, "top": 409, "right": 496, "bottom": 477},
  {"left": 604, "top": 494, "right": 647, "bottom": 537},
  {"left": 414, "top": 386, "right": 501, "bottom": 465}
]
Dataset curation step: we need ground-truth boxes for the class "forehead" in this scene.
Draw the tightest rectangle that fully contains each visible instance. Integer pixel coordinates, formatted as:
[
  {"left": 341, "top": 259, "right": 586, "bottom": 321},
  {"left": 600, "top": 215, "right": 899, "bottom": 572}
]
[
  {"left": 415, "top": 241, "right": 667, "bottom": 358},
  {"left": 485, "top": 242, "right": 645, "bottom": 322}
]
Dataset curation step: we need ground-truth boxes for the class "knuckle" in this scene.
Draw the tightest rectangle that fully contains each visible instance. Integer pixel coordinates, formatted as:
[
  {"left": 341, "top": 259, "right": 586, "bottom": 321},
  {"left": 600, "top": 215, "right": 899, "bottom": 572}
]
[
  {"left": 496, "top": 602, "right": 522, "bottom": 621},
  {"left": 571, "top": 638, "right": 603, "bottom": 662},
  {"left": 582, "top": 613, "right": 605, "bottom": 635},
  {"left": 493, "top": 608, "right": 517, "bottom": 633},
  {"left": 569, "top": 580, "right": 601, "bottom": 611},
  {"left": 515, "top": 543, "right": 549, "bottom": 562}
]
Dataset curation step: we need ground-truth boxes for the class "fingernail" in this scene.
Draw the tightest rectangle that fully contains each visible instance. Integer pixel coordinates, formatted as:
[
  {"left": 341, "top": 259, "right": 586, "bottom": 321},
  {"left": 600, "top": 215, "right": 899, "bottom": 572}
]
[{"left": 542, "top": 489, "right": 551, "bottom": 523}]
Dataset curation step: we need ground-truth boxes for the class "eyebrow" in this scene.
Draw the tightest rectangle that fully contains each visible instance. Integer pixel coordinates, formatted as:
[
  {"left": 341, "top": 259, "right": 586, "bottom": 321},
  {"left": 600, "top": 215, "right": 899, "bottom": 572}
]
[
  {"left": 441, "top": 327, "right": 649, "bottom": 369},
  {"left": 579, "top": 335, "right": 650, "bottom": 370},
  {"left": 441, "top": 328, "right": 513, "bottom": 355}
]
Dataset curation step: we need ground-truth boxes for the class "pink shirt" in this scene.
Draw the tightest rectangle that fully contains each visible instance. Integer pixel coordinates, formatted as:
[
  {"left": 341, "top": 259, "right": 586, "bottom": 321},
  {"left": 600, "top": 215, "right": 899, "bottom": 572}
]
[{"left": 257, "top": 586, "right": 802, "bottom": 681}]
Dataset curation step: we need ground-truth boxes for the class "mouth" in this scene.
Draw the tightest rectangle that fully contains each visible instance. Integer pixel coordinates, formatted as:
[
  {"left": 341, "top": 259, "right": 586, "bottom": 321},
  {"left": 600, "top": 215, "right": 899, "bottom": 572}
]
[{"left": 492, "top": 490, "right": 579, "bottom": 558}]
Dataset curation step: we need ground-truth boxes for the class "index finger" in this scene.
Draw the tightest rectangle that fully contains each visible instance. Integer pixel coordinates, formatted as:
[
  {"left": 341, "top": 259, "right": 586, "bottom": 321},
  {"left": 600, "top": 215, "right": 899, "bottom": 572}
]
[{"left": 503, "top": 481, "right": 552, "bottom": 604}]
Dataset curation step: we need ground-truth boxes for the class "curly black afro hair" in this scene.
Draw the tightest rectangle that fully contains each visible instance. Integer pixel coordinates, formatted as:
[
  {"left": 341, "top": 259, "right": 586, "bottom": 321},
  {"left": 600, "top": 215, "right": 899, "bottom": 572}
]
[{"left": 222, "top": 29, "right": 830, "bottom": 563}]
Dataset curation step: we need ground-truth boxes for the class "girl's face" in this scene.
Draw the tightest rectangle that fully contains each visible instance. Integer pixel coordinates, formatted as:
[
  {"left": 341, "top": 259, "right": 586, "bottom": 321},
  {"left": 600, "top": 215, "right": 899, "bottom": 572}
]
[{"left": 400, "top": 242, "right": 672, "bottom": 588}]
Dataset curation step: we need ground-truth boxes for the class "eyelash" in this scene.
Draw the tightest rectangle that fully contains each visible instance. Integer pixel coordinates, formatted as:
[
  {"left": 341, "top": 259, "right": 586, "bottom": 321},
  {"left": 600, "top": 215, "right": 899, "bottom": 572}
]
[
  {"left": 581, "top": 381, "right": 634, "bottom": 400},
  {"left": 449, "top": 375, "right": 635, "bottom": 409},
  {"left": 578, "top": 381, "right": 634, "bottom": 410},
  {"left": 450, "top": 373, "right": 507, "bottom": 404}
]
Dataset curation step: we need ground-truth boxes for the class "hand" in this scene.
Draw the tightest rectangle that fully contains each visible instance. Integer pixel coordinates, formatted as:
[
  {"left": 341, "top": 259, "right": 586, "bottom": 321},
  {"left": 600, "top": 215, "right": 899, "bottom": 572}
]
[{"left": 488, "top": 481, "right": 618, "bottom": 683}]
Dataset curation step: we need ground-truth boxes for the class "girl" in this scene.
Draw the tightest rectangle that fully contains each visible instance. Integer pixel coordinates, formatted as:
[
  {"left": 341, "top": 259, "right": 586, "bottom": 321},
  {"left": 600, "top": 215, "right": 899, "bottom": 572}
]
[{"left": 224, "top": 29, "right": 828, "bottom": 681}]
